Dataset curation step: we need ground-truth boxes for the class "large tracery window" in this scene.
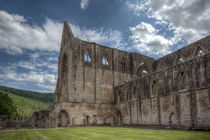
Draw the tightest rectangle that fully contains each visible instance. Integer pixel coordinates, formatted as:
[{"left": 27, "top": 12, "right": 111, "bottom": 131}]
[{"left": 84, "top": 51, "right": 91, "bottom": 62}]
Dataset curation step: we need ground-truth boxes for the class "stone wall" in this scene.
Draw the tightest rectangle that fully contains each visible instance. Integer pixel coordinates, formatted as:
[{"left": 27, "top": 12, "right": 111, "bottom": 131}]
[
  {"left": 114, "top": 51, "right": 210, "bottom": 129},
  {"left": 54, "top": 22, "right": 154, "bottom": 105},
  {"left": 34, "top": 21, "right": 210, "bottom": 129}
]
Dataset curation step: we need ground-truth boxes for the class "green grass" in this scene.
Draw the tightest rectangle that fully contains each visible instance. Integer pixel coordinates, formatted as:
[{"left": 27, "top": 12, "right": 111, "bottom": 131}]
[{"left": 0, "top": 127, "right": 210, "bottom": 140}]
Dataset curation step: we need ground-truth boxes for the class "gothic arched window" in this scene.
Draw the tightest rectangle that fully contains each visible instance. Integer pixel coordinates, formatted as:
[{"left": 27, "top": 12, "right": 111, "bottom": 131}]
[
  {"left": 120, "top": 57, "right": 126, "bottom": 72},
  {"left": 84, "top": 51, "right": 91, "bottom": 62},
  {"left": 195, "top": 47, "right": 205, "bottom": 57},
  {"left": 175, "top": 55, "right": 183, "bottom": 64},
  {"left": 136, "top": 62, "right": 149, "bottom": 77},
  {"left": 102, "top": 56, "right": 109, "bottom": 66}
]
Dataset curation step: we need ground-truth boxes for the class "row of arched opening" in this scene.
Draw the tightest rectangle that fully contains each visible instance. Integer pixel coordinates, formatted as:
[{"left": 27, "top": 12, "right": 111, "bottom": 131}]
[
  {"left": 57, "top": 110, "right": 108, "bottom": 127},
  {"left": 61, "top": 46, "right": 206, "bottom": 79},
  {"left": 84, "top": 51, "right": 110, "bottom": 66},
  {"left": 117, "top": 70, "right": 190, "bottom": 102},
  {"left": 158, "top": 46, "right": 206, "bottom": 71}
]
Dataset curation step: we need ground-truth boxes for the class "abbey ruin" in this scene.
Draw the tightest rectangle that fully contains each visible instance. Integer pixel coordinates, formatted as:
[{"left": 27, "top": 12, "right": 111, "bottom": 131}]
[{"left": 31, "top": 21, "right": 210, "bottom": 130}]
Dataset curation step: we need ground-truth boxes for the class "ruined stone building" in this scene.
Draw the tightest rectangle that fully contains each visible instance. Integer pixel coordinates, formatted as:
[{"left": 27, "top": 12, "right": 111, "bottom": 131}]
[{"left": 32, "top": 21, "right": 210, "bottom": 130}]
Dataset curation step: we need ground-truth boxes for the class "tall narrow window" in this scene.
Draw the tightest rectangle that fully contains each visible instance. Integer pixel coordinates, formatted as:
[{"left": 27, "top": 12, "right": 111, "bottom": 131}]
[
  {"left": 84, "top": 51, "right": 91, "bottom": 62},
  {"left": 151, "top": 80, "right": 158, "bottom": 97},
  {"left": 120, "top": 57, "right": 126, "bottom": 72},
  {"left": 102, "top": 57, "right": 109, "bottom": 66}
]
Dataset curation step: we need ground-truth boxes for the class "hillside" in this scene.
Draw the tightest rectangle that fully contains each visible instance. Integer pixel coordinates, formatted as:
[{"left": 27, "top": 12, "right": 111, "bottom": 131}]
[
  {"left": 0, "top": 86, "right": 54, "bottom": 120},
  {"left": 0, "top": 86, "right": 54, "bottom": 103},
  {"left": 8, "top": 92, "right": 52, "bottom": 120}
]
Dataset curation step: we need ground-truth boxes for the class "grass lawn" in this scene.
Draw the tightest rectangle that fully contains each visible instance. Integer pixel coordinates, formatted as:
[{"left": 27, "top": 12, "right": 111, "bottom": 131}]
[{"left": 0, "top": 126, "right": 210, "bottom": 140}]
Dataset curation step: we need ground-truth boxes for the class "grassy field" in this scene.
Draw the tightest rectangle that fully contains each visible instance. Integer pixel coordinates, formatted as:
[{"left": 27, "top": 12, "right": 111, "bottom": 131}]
[{"left": 0, "top": 127, "right": 210, "bottom": 140}]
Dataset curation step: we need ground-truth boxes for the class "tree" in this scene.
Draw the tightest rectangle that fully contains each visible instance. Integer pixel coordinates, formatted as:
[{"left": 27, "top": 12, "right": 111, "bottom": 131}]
[{"left": 0, "top": 91, "right": 16, "bottom": 120}]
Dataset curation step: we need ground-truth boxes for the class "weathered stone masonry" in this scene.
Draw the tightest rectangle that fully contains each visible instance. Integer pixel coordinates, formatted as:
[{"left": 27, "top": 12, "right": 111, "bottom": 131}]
[{"left": 32, "top": 21, "right": 210, "bottom": 129}]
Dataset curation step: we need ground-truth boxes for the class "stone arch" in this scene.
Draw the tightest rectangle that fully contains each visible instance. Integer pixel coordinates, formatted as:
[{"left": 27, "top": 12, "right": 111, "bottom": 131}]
[
  {"left": 136, "top": 62, "right": 149, "bottom": 77},
  {"left": 132, "top": 84, "right": 137, "bottom": 99},
  {"left": 115, "top": 110, "right": 123, "bottom": 125},
  {"left": 169, "top": 112, "right": 175, "bottom": 127},
  {"left": 83, "top": 50, "right": 92, "bottom": 62},
  {"left": 194, "top": 46, "right": 205, "bottom": 57},
  {"left": 120, "top": 57, "right": 126, "bottom": 72},
  {"left": 175, "top": 55, "right": 183, "bottom": 64},
  {"left": 151, "top": 80, "right": 158, "bottom": 97},
  {"left": 58, "top": 110, "right": 70, "bottom": 127},
  {"left": 102, "top": 56, "right": 109, "bottom": 66},
  {"left": 177, "top": 71, "right": 190, "bottom": 90},
  {"left": 83, "top": 115, "right": 90, "bottom": 125}
]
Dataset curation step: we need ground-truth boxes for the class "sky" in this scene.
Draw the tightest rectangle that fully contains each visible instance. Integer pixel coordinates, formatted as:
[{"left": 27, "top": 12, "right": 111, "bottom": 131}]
[{"left": 0, "top": 0, "right": 210, "bottom": 92}]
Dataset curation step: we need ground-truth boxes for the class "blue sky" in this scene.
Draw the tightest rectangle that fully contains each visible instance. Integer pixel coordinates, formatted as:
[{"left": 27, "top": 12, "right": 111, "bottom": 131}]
[{"left": 0, "top": 0, "right": 209, "bottom": 92}]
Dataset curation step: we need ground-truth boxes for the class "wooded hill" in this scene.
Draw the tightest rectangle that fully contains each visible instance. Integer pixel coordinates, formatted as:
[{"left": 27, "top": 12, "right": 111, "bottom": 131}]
[
  {"left": 0, "top": 86, "right": 54, "bottom": 103},
  {"left": 0, "top": 86, "right": 54, "bottom": 120}
]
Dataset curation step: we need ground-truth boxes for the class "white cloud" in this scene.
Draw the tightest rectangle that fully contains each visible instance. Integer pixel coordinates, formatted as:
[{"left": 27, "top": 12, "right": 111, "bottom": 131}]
[
  {"left": 0, "top": 52, "right": 58, "bottom": 92},
  {"left": 127, "top": 0, "right": 210, "bottom": 54},
  {"left": 129, "top": 22, "right": 172, "bottom": 55},
  {"left": 0, "top": 69, "right": 57, "bottom": 91},
  {"left": 80, "top": 0, "right": 89, "bottom": 10},
  {"left": 0, "top": 10, "right": 125, "bottom": 54},
  {"left": 70, "top": 24, "right": 125, "bottom": 50},
  {"left": 0, "top": 10, "right": 63, "bottom": 54}
]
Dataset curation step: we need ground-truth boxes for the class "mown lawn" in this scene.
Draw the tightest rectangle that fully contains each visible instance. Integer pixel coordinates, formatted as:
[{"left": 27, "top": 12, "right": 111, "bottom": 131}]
[{"left": 0, "top": 127, "right": 210, "bottom": 140}]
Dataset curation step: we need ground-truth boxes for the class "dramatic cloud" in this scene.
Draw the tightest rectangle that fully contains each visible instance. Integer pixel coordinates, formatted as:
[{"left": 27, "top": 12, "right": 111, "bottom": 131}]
[
  {"left": 70, "top": 24, "right": 125, "bottom": 50},
  {"left": 129, "top": 22, "right": 172, "bottom": 55},
  {"left": 0, "top": 10, "right": 125, "bottom": 54},
  {"left": 0, "top": 10, "right": 127, "bottom": 92},
  {"left": 127, "top": 0, "right": 210, "bottom": 56},
  {"left": 0, "top": 10, "right": 63, "bottom": 54},
  {"left": 0, "top": 54, "right": 58, "bottom": 92},
  {"left": 80, "top": 0, "right": 89, "bottom": 10}
]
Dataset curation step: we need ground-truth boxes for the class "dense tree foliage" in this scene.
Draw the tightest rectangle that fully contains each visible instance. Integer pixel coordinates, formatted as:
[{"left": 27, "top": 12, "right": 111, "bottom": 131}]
[
  {"left": 8, "top": 92, "right": 52, "bottom": 120},
  {"left": 0, "top": 86, "right": 54, "bottom": 103},
  {"left": 0, "top": 91, "right": 16, "bottom": 120},
  {"left": 0, "top": 86, "right": 53, "bottom": 120}
]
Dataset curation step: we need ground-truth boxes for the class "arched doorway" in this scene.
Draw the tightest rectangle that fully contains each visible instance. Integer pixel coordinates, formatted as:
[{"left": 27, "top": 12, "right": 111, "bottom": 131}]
[
  {"left": 58, "top": 110, "right": 69, "bottom": 127},
  {"left": 115, "top": 110, "right": 123, "bottom": 125},
  {"left": 169, "top": 112, "right": 175, "bottom": 127}
]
